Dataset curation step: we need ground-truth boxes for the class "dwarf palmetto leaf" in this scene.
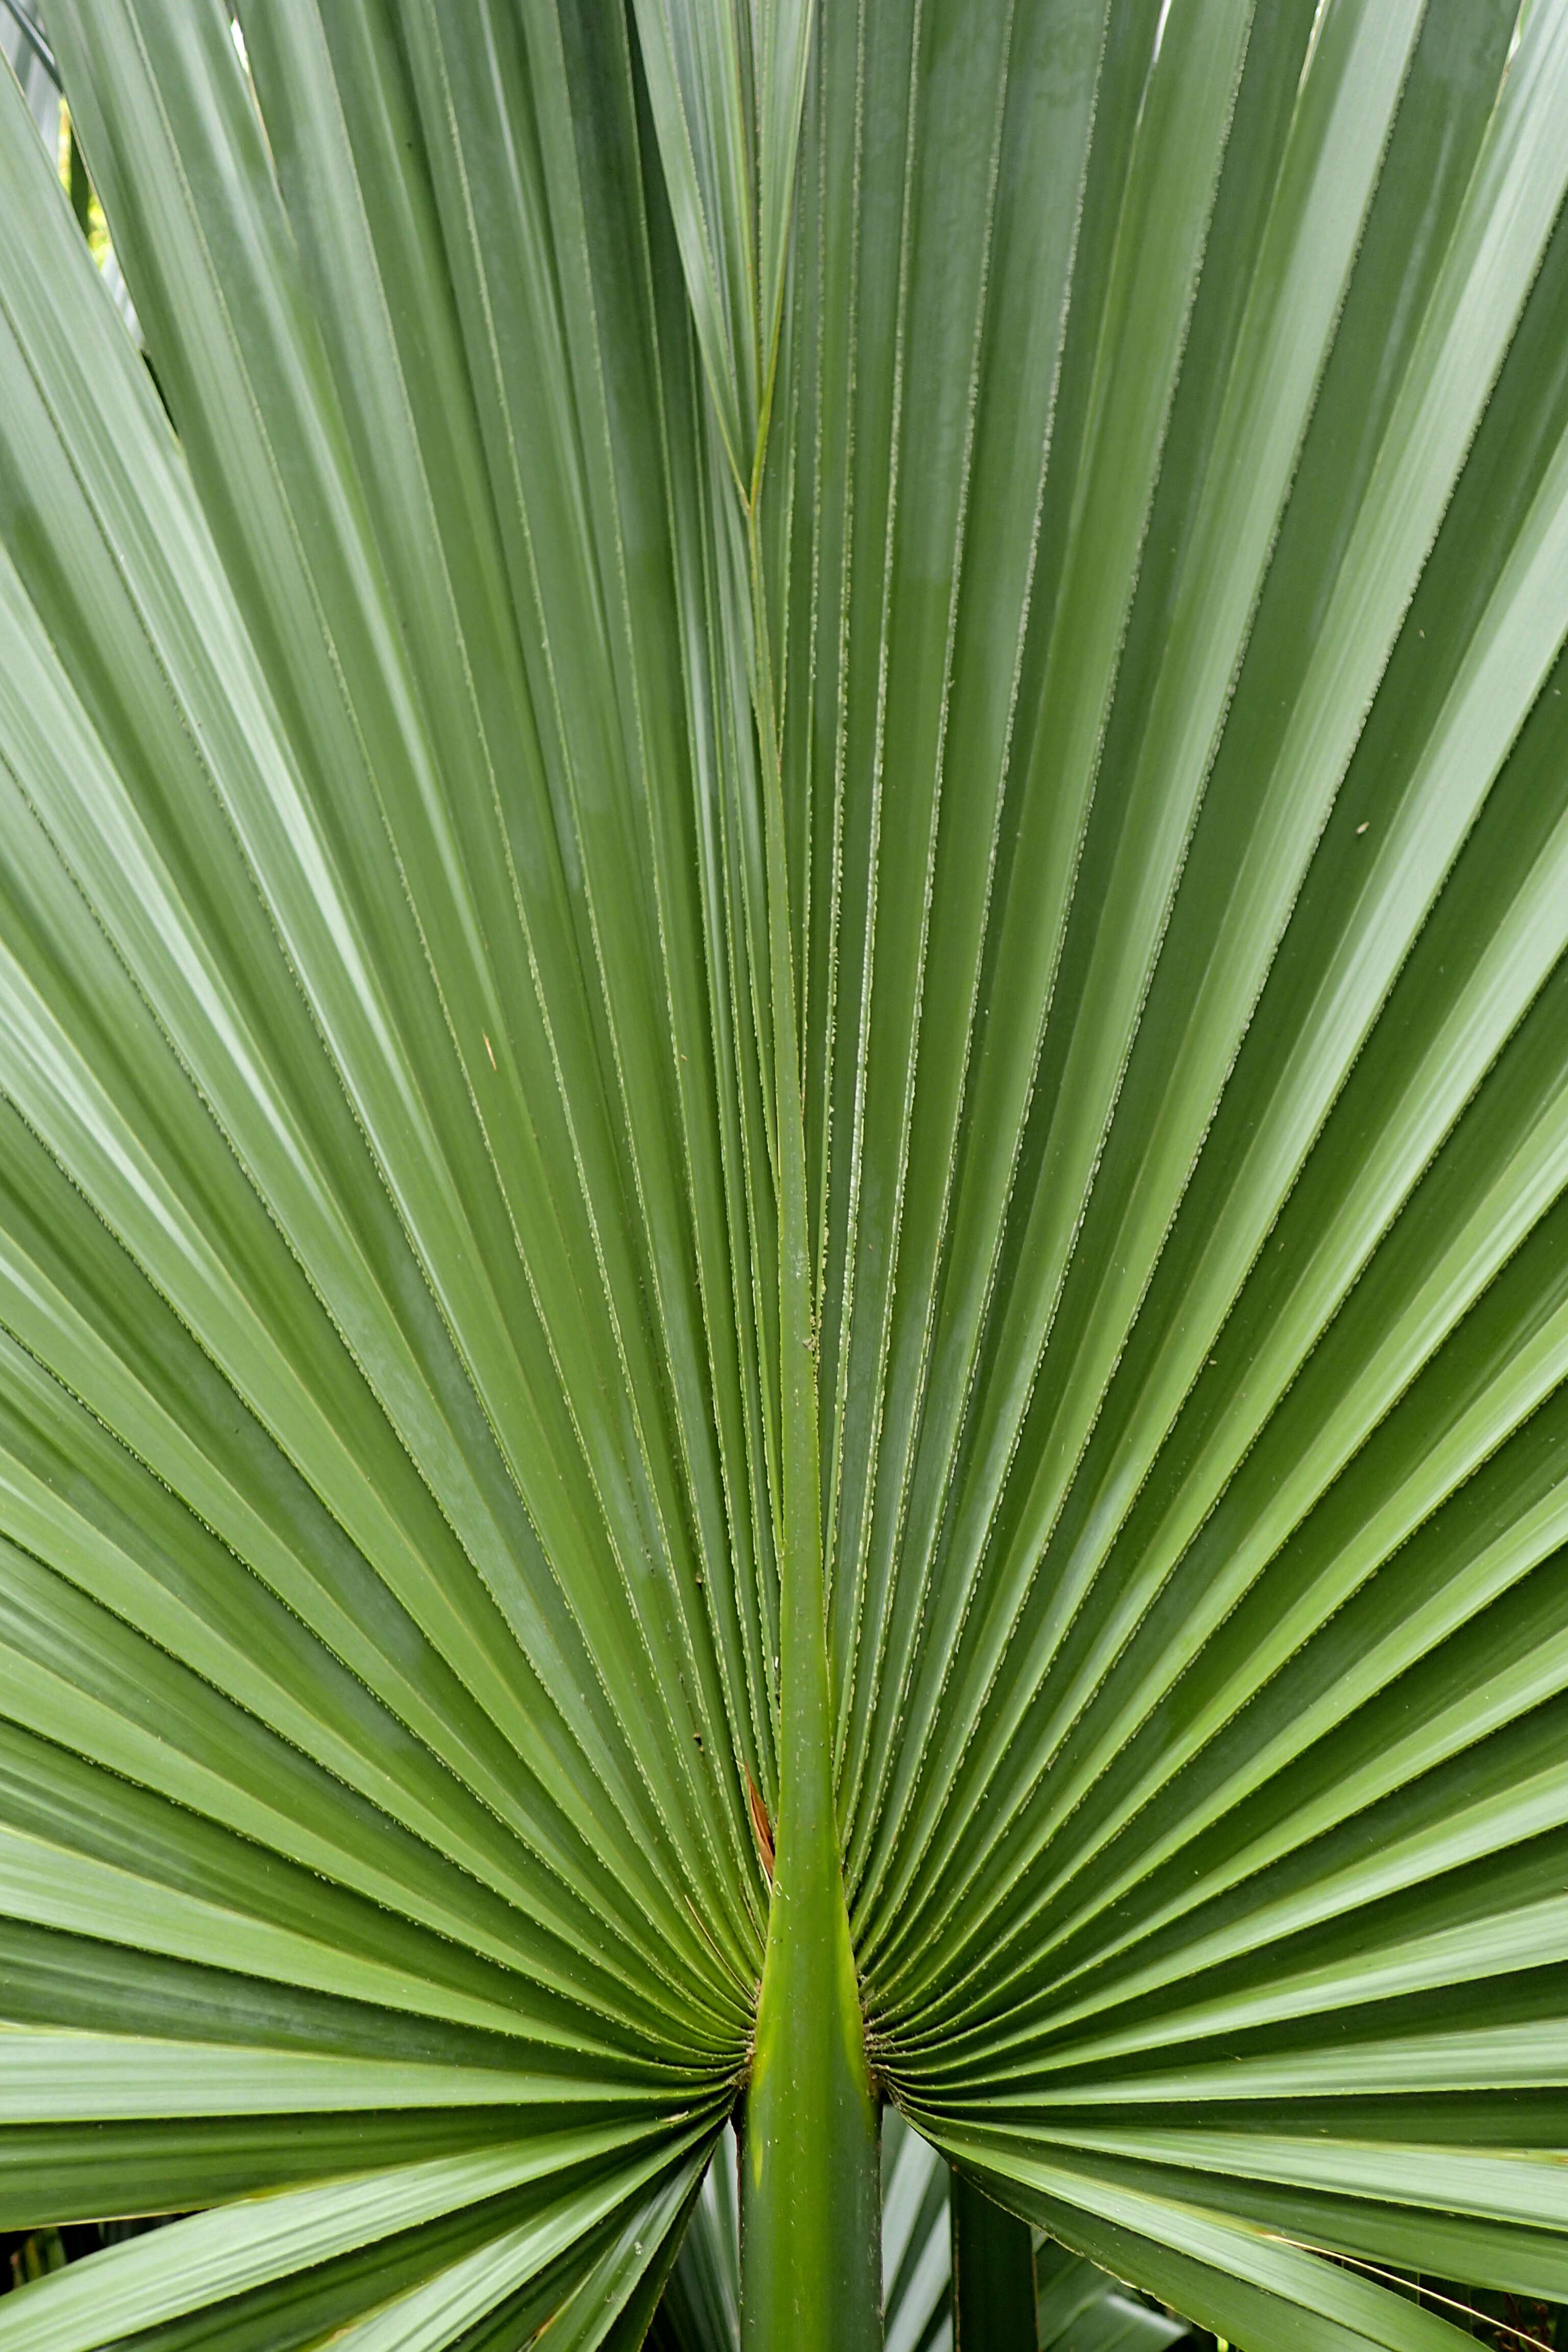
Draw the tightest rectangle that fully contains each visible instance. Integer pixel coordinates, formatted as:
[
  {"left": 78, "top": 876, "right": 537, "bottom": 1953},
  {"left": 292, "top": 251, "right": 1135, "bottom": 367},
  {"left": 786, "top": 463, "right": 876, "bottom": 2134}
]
[
  {"left": 1, "top": 0, "right": 1567, "bottom": 2344},
  {"left": 0, "top": 0, "right": 58, "bottom": 147},
  {"left": 0, "top": 0, "right": 139, "bottom": 338}
]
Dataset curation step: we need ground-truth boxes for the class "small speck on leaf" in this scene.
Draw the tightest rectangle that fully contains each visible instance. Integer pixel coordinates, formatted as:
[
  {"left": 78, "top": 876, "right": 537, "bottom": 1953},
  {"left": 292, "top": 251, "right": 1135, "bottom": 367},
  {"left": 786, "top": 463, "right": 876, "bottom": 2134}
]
[{"left": 747, "top": 1771, "right": 775, "bottom": 1881}]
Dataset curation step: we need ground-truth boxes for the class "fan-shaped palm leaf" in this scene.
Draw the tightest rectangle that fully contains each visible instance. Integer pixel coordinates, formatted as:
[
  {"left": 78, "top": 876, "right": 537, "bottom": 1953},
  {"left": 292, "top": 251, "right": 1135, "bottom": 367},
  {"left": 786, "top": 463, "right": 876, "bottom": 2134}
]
[{"left": 2, "top": 0, "right": 1567, "bottom": 2345}]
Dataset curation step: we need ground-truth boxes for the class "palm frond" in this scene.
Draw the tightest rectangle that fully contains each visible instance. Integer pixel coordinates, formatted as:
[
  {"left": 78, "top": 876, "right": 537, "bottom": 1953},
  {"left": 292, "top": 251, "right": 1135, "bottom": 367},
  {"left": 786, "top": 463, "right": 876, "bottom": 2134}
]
[{"left": 1, "top": 0, "right": 1566, "bottom": 2342}]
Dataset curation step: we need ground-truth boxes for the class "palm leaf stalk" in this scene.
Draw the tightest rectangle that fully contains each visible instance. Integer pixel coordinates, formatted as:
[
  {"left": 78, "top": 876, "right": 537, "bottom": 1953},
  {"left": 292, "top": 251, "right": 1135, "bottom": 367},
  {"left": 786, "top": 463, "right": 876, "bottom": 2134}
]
[
  {"left": 650, "top": 2113, "right": 1203, "bottom": 2352},
  {"left": 1, "top": 0, "right": 1567, "bottom": 2346}
]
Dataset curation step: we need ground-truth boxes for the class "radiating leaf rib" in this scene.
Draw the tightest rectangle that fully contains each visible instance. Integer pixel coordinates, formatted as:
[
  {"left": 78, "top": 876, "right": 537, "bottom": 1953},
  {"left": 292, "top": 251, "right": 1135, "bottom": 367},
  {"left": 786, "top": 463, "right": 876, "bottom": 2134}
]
[
  {"left": 240, "top": 0, "right": 734, "bottom": 1829},
  {"left": 522, "top": 2154, "right": 707, "bottom": 2352},
  {"left": 880, "top": 1148, "right": 1568, "bottom": 2023},
  {"left": 991, "top": 2012, "right": 1568, "bottom": 2102},
  {"left": 985, "top": 2133, "right": 1568, "bottom": 2301},
  {"left": 835, "top": 0, "right": 1297, "bottom": 1848},
  {"left": 1014, "top": 2129, "right": 1568, "bottom": 2239},
  {"left": 0, "top": 1811, "right": 592, "bottom": 2053},
  {"left": 404, "top": 0, "right": 777, "bottom": 1847},
  {"left": 56, "top": 0, "right": 761, "bottom": 1985},
  {"left": 921, "top": 0, "right": 1568, "bottom": 1816},
  {"left": 0, "top": 2030, "right": 649, "bottom": 2123},
  {"left": 628, "top": 0, "right": 755, "bottom": 489},
  {"left": 15, "top": 9, "right": 771, "bottom": 2041},
  {"left": 315, "top": 2147, "right": 707, "bottom": 2352},
  {"left": 0, "top": 254, "right": 711, "bottom": 2002},
  {"left": 399, "top": 0, "right": 790, "bottom": 1909},
  {"left": 0, "top": 2125, "right": 713, "bottom": 2352},
  {"left": 83, "top": 2196, "right": 598, "bottom": 2352},
  {"left": 3, "top": 2113, "right": 611, "bottom": 2235},
  {"left": 812, "top": 0, "right": 921, "bottom": 1686},
  {"left": 664, "top": 284, "right": 783, "bottom": 1792},
  {"left": 0, "top": 1091, "right": 609, "bottom": 1949},
  {"left": 0, "top": 1546, "right": 736, "bottom": 2056},
  {"left": 841, "top": 0, "right": 1258, "bottom": 1903},
  {"left": 940, "top": 1498, "right": 1568, "bottom": 2044},
  {"left": 932, "top": 2142, "right": 1482, "bottom": 2352},
  {"left": 245, "top": 0, "right": 772, "bottom": 1966},
  {"left": 855, "top": 0, "right": 1568, "bottom": 1953},
  {"left": 826, "top": 0, "right": 1100, "bottom": 1830}
]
